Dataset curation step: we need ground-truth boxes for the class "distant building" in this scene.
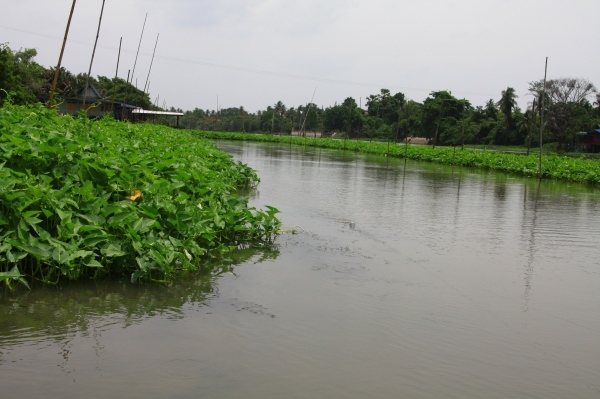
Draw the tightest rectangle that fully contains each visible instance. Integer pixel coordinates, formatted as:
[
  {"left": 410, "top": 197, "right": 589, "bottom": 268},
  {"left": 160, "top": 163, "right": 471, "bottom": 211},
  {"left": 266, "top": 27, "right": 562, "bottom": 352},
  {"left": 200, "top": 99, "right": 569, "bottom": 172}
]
[
  {"left": 57, "top": 85, "right": 136, "bottom": 120},
  {"left": 576, "top": 129, "right": 600, "bottom": 152},
  {"left": 403, "top": 136, "right": 430, "bottom": 145}
]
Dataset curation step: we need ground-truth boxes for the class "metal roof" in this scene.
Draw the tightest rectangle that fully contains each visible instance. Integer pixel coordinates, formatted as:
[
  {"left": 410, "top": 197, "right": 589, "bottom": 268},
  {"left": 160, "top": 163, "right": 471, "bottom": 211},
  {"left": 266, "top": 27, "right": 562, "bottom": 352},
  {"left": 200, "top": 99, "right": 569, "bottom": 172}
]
[
  {"left": 576, "top": 129, "right": 600, "bottom": 136},
  {"left": 132, "top": 109, "right": 184, "bottom": 116}
]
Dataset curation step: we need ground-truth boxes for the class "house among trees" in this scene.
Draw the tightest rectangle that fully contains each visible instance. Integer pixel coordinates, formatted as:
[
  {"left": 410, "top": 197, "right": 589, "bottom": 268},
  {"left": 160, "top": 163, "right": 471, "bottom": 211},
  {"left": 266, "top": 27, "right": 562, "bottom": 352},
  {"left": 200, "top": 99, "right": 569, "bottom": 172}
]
[
  {"left": 58, "top": 84, "right": 136, "bottom": 120},
  {"left": 576, "top": 129, "right": 600, "bottom": 152}
]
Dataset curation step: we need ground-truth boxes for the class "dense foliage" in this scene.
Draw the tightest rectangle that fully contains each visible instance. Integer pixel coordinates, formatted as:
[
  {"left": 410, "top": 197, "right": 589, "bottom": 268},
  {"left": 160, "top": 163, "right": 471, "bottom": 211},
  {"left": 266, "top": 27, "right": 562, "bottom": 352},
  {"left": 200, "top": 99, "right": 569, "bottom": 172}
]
[
  {"left": 193, "top": 131, "right": 600, "bottom": 186},
  {"left": 0, "top": 43, "right": 153, "bottom": 109},
  {"left": 0, "top": 101, "right": 281, "bottom": 288},
  {"left": 2, "top": 43, "right": 598, "bottom": 148}
]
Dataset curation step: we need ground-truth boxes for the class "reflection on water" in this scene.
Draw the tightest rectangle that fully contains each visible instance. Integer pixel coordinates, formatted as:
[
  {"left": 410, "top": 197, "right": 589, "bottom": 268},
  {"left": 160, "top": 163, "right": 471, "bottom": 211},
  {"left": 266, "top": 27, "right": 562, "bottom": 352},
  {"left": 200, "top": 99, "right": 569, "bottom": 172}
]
[
  {"left": 1, "top": 141, "right": 599, "bottom": 399},
  {"left": 0, "top": 246, "right": 278, "bottom": 360}
]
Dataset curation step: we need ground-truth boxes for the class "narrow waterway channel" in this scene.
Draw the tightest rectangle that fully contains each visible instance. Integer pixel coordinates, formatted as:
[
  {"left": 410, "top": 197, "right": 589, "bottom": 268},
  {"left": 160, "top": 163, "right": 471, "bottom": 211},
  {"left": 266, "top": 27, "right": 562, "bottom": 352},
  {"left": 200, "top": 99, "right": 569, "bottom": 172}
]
[{"left": 1, "top": 140, "right": 599, "bottom": 399}]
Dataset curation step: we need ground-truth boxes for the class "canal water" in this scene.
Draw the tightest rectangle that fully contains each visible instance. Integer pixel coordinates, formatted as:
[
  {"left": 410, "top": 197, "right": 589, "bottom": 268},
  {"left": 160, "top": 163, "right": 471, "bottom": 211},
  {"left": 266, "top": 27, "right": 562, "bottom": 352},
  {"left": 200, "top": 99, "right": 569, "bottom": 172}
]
[{"left": 1, "top": 141, "right": 599, "bottom": 398}]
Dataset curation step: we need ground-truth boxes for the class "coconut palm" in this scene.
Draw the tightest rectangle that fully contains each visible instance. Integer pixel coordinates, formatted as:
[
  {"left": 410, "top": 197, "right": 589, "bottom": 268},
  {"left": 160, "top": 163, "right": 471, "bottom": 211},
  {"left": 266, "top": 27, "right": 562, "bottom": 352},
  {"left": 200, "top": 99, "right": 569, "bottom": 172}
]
[{"left": 496, "top": 87, "right": 518, "bottom": 144}]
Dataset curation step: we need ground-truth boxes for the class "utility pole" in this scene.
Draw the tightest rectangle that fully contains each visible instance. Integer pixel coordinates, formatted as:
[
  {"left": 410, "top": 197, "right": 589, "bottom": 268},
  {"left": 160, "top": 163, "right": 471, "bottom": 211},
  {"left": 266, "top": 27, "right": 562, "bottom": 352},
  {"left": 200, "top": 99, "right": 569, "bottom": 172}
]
[{"left": 48, "top": 0, "right": 76, "bottom": 109}]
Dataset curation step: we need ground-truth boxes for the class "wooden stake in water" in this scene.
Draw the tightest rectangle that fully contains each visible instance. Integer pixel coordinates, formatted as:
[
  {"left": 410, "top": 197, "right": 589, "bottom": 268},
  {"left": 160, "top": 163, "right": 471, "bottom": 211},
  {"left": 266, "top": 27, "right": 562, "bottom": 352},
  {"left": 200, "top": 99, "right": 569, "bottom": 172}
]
[
  {"left": 271, "top": 109, "right": 275, "bottom": 135},
  {"left": 299, "top": 87, "right": 317, "bottom": 144},
  {"left": 461, "top": 98, "right": 465, "bottom": 150},
  {"left": 526, "top": 98, "right": 536, "bottom": 156},
  {"left": 346, "top": 103, "right": 353, "bottom": 150},
  {"left": 539, "top": 57, "right": 548, "bottom": 180}
]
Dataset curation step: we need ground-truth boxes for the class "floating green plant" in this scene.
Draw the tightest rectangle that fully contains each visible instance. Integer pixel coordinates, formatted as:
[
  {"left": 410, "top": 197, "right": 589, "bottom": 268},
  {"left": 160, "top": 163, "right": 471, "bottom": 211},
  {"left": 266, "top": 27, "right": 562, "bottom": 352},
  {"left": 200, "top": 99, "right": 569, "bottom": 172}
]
[
  {"left": 0, "top": 101, "right": 281, "bottom": 287},
  {"left": 194, "top": 131, "right": 600, "bottom": 186}
]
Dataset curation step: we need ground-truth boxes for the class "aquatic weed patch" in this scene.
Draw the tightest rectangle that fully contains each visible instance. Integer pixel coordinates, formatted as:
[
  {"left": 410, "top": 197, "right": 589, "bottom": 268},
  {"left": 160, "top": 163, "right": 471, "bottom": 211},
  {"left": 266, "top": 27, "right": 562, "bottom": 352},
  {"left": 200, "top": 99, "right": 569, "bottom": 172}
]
[
  {"left": 194, "top": 131, "right": 600, "bottom": 186},
  {"left": 0, "top": 103, "right": 280, "bottom": 287}
]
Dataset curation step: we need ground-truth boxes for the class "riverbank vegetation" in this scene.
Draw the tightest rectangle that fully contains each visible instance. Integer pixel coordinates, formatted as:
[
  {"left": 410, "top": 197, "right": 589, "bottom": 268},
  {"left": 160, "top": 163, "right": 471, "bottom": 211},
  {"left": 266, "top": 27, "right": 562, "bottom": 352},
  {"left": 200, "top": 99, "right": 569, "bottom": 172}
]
[
  {"left": 2, "top": 43, "right": 598, "bottom": 150},
  {"left": 183, "top": 83, "right": 598, "bottom": 154},
  {"left": 193, "top": 131, "right": 600, "bottom": 186},
  {"left": 0, "top": 101, "right": 281, "bottom": 289}
]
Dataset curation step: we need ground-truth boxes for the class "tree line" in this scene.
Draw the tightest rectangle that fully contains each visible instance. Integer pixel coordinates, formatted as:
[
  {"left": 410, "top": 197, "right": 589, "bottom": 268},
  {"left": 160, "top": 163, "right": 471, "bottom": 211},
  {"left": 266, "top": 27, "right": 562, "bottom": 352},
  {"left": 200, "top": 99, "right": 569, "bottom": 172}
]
[
  {"left": 2, "top": 43, "right": 599, "bottom": 148},
  {"left": 1, "top": 43, "right": 153, "bottom": 110},
  {"left": 181, "top": 81, "right": 599, "bottom": 149}
]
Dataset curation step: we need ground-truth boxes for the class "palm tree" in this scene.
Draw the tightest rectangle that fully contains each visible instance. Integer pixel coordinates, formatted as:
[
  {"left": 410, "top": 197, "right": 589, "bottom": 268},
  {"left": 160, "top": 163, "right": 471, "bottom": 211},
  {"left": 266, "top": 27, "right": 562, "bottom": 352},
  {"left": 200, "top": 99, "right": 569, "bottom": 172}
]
[
  {"left": 496, "top": 87, "right": 518, "bottom": 144},
  {"left": 497, "top": 87, "right": 518, "bottom": 126}
]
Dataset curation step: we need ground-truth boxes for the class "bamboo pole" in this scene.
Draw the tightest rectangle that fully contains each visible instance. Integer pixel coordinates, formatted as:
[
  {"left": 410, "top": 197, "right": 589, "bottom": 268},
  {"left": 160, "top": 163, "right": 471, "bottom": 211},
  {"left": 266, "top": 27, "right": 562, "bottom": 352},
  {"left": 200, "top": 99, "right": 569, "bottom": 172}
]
[
  {"left": 130, "top": 13, "right": 147, "bottom": 85},
  {"left": 82, "top": 0, "right": 106, "bottom": 109},
  {"left": 122, "top": 69, "right": 130, "bottom": 119},
  {"left": 110, "top": 37, "right": 122, "bottom": 114},
  {"left": 299, "top": 87, "right": 317, "bottom": 140},
  {"left": 48, "top": 0, "right": 76, "bottom": 109},
  {"left": 124, "top": 13, "right": 147, "bottom": 112},
  {"left": 143, "top": 33, "right": 159, "bottom": 93}
]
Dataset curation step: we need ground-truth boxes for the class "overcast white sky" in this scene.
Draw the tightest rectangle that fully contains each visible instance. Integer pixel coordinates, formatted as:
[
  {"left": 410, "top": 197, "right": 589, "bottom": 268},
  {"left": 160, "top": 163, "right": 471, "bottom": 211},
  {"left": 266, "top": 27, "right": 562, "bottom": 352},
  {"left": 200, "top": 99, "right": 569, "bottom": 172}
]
[{"left": 1, "top": 0, "right": 599, "bottom": 113}]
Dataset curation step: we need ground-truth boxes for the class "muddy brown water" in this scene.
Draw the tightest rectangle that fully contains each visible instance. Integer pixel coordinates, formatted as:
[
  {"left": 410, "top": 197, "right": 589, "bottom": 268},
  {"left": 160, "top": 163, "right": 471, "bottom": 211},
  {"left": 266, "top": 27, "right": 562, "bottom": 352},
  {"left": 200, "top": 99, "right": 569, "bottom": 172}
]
[{"left": 1, "top": 141, "right": 599, "bottom": 398}]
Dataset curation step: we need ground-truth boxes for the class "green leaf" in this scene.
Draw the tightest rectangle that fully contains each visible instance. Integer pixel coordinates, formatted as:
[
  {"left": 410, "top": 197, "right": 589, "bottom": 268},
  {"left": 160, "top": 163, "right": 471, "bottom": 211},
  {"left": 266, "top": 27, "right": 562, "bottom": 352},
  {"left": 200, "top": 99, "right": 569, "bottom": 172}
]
[
  {"left": 56, "top": 208, "right": 72, "bottom": 222},
  {"left": 51, "top": 246, "right": 70, "bottom": 264},
  {"left": 8, "top": 239, "right": 51, "bottom": 260},
  {"left": 69, "top": 250, "right": 93, "bottom": 259},
  {"left": 136, "top": 256, "right": 152, "bottom": 272},
  {"left": 101, "top": 243, "right": 127, "bottom": 258},
  {"left": 138, "top": 205, "right": 159, "bottom": 219},
  {"left": 0, "top": 210, "right": 9, "bottom": 226},
  {"left": 214, "top": 215, "right": 225, "bottom": 229},
  {"left": 83, "top": 257, "right": 103, "bottom": 268},
  {"left": 107, "top": 211, "right": 135, "bottom": 225},
  {"left": 6, "top": 250, "right": 27, "bottom": 263},
  {"left": 76, "top": 225, "right": 104, "bottom": 233},
  {"left": 82, "top": 234, "right": 113, "bottom": 248},
  {"left": 131, "top": 217, "right": 157, "bottom": 233},
  {"left": 0, "top": 265, "right": 30, "bottom": 289},
  {"left": 78, "top": 213, "right": 105, "bottom": 226}
]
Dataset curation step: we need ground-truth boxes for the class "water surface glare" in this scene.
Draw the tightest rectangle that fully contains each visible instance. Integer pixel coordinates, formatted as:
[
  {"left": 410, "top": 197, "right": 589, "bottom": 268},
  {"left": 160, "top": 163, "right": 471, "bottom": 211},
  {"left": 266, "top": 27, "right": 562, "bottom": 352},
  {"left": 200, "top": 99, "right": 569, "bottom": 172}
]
[{"left": 1, "top": 141, "right": 599, "bottom": 398}]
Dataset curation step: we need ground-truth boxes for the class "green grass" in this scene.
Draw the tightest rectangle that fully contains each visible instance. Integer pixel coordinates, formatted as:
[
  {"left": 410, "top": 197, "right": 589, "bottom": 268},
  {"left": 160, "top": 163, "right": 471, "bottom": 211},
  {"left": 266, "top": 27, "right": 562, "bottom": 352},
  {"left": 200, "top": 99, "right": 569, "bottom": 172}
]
[
  {"left": 0, "top": 102, "right": 281, "bottom": 288},
  {"left": 193, "top": 131, "right": 600, "bottom": 186}
]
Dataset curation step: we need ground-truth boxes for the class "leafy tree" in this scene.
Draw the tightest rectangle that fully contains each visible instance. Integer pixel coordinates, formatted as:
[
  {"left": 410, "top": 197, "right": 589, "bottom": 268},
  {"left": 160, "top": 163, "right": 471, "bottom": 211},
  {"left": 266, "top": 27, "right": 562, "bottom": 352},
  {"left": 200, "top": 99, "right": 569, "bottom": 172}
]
[
  {"left": 530, "top": 77, "right": 596, "bottom": 104},
  {"left": 323, "top": 98, "right": 362, "bottom": 135},
  {"left": 323, "top": 104, "right": 348, "bottom": 132},
  {"left": 421, "top": 91, "right": 467, "bottom": 146},
  {"left": 366, "top": 89, "right": 405, "bottom": 125},
  {"left": 0, "top": 44, "right": 46, "bottom": 105},
  {"left": 397, "top": 100, "right": 423, "bottom": 139},
  {"left": 39, "top": 67, "right": 80, "bottom": 100},
  {"left": 304, "top": 103, "right": 321, "bottom": 132},
  {"left": 529, "top": 77, "right": 598, "bottom": 147},
  {"left": 96, "top": 75, "right": 152, "bottom": 109}
]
